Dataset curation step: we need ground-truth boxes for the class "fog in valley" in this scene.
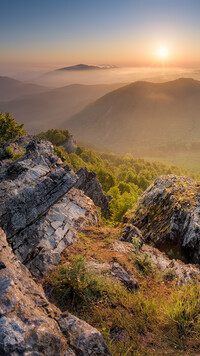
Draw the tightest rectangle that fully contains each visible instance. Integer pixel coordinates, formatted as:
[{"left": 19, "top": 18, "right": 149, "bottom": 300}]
[{"left": 2, "top": 65, "right": 200, "bottom": 172}]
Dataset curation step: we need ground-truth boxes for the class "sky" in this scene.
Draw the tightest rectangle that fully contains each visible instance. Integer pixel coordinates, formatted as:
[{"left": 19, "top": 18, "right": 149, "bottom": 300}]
[{"left": 1, "top": 0, "right": 200, "bottom": 74}]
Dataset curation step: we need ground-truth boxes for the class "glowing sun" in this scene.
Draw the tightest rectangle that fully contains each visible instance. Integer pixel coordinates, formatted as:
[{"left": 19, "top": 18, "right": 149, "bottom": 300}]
[{"left": 156, "top": 45, "right": 170, "bottom": 61}]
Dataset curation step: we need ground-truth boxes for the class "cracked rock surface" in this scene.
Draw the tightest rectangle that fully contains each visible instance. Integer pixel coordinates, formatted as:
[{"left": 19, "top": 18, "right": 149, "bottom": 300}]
[
  {"left": 76, "top": 167, "right": 112, "bottom": 218},
  {"left": 131, "top": 175, "right": 200, "bottom": 263},
  {"left": 0, "top": 228, "right": 111, "bottom": 356},
  {"left": 0, "top": 138, "right": 99, "bottom": 277}
]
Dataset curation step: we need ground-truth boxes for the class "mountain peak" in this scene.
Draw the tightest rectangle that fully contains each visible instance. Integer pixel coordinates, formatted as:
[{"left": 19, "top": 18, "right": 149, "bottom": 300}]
[{"left": 56, "top": 64, "right": 115, "bottom": 71}]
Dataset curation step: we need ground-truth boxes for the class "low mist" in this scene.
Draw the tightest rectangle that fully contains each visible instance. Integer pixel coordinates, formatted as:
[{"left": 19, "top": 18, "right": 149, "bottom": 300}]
[{"left": 25, "top": 66, "right": 200, "bottom": 88}]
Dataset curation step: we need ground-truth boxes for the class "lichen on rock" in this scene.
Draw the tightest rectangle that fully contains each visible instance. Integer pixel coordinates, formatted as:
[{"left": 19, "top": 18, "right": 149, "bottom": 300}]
[{"left": 131, "top": 175, "right": 200, "bottom": 263}]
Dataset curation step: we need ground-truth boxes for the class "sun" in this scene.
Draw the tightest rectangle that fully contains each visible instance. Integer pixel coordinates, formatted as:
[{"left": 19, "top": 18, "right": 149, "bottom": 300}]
[{"left": 156, "top": 45, "right": 169, "bottom": 61}]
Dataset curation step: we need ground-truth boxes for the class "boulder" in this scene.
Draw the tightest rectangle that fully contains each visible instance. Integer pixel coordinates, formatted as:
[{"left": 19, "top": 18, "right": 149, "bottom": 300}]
[{"left": 131, "top": 175, "right": 200, "bottom": 264}]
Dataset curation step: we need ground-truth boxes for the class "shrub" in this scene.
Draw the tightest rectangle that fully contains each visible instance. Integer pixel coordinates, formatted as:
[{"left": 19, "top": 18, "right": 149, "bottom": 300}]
[
  {"left": 12, "top": 153, "right": 23, "bottom": 161},
  {"left": 47, "top": 256, "right": 107, "bottom": 309},
  {"left": 162, "top": 268, "right": 178, "bottom": 282},
  {"left": 133, "top": 252, "right": 154, "bottom": 276},
  {"left": 5, "top": 145, "right": 13, "bottom": 158},
  {"left": 0, "top": 112, "right": 26, "bottom": 143}
]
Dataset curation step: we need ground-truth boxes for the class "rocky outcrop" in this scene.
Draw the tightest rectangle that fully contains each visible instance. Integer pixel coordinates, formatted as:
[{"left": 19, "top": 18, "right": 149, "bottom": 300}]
[
  {"left": 142, "top": 243, "right": 200, "bottom": 285},
  {"left": 76, "top": 167, "right": 112, "bottom": 218},
  {"left": 111, "top": 237, "right": 200, "bottom": 285},
  {"left": 0, "top": 138, "right": 99, "bottom": 277},
  {"left": 0, "top": 228, "right": 111, "bottom": 355},
  {"left": 11, "top": 187, "right": 98, "bottom": 278},
  {"left": 62, "top": 135, "right": 76, "bottom": 154},
  {"left": 131, "top": 175, "right": 200, "bottom": 264}
]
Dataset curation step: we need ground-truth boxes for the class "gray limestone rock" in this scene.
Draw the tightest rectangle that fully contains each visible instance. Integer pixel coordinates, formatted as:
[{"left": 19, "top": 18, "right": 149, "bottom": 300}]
[
  {"left": 76, "top": 167, "right": 112, "bottom": 218},
  {"left": 131, "top": 175, "right": 200, "bottom": 264},
  {"left": 0, "top": 138, "right": 99, "bottom": 277},
  {"left": 0, "top": 228, "right": 111, "bottom": 356}
]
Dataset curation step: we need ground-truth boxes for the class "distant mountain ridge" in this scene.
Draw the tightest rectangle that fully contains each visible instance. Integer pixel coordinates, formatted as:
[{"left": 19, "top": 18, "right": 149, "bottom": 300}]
[
  {"left": 65, "top": 78, "right": 200, "bottom": 154},
  {"left": 56, "top": 64, "right": 115, "bottom": 71},
  {"left": 0, "top": 76, "right": 47, "bottom": 102},
  {"left": 0, "top": 82, "right": 125, "bottom": 133}
]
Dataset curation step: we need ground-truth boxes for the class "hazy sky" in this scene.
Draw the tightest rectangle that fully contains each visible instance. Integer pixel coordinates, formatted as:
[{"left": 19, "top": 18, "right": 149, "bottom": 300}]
[{"left": 1, "top": 0, "right": 200, "bottom": 73}]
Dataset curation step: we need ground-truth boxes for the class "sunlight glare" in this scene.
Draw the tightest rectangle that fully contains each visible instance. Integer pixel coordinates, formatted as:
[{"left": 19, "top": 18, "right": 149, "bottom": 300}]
[{"left": 156, "top": 45, "right": 169, "bottom": 61}]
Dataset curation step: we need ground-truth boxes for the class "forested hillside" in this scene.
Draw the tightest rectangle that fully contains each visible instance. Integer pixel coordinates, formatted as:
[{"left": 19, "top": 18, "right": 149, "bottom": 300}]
[{"left": 39, "top": 129, "right": 188, "bottom": 223}]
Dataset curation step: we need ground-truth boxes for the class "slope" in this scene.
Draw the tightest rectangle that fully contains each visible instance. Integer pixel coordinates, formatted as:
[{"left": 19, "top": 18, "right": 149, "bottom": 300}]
[
  {"left": 65, "top": 78, "right": 200, "bottom": 154},
  {"left": 0, "top": 76, "right": 48, "bottom": 102},
  {"left": 0, "top": 83, "right": 125, "bottom": 133}
]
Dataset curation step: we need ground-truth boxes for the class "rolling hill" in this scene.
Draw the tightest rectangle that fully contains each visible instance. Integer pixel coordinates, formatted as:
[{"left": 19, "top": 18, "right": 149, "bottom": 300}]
[
  {"left": 0, "top": 76, "right": 48, "bottom": 102},
  {"left": 65, "top": 78, "right": 200, "bottom": 155},
  {"left": 0, "top": 82, "right": 125, "bottom": 133}
]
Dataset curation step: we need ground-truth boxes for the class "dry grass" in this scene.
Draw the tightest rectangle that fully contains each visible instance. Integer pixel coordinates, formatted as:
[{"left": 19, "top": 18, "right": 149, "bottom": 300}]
[{"left": 44, "top": 225, "right": 200, "bottom": 355}]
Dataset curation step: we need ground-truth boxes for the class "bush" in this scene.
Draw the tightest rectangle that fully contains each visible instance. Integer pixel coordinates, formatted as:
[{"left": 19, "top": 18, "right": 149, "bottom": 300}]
[
  {"left": 162, "top": 268, "right": 178, "bottom": 282},
  {"left": 0, "top": 112, "right": 26, "bottom": 143},
  {"left": 133, "top": 252, "right": 154, "bottom": 275},
  {"left": 47, "top": 256, "right": 105, "bottom": 309},
  {"left": 5, "top": 145, "right": 13, "bottom": 158}
]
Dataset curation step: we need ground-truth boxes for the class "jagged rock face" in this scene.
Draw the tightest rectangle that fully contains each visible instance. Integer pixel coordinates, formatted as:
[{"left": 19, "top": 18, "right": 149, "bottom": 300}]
[
  {"left": 10, "top": 187, "right": 98, "bottom": 278},
  {"left": 0, "top": 138, "right": 99, "bottom": 277},
  {"left": 0, "top": 228, "right": 111, "bottom": 356},
  {"left": 76, "top": 167, "right": 112, "bottom": 218},
  {"left": 131, "top": 175, "right": 200, "bottom": 263}
]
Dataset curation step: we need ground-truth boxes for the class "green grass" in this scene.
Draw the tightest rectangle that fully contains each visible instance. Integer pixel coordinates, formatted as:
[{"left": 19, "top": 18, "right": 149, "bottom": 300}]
[
  {"left": 44, "top": 227, "right": 200, "bottom": 355},
  {"left": 165, "top": 282, "right": 200, "bottom": 338}
]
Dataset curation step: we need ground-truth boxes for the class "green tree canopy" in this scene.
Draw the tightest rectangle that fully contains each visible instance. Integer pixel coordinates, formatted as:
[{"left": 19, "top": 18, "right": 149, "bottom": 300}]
[
  {"left": 0, "top": 112, "right": 26, "bottom": 143},
  {"left": 37, "top": 129, "right": 70, "bottom": 145}
]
